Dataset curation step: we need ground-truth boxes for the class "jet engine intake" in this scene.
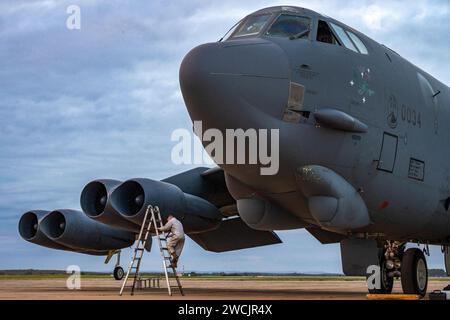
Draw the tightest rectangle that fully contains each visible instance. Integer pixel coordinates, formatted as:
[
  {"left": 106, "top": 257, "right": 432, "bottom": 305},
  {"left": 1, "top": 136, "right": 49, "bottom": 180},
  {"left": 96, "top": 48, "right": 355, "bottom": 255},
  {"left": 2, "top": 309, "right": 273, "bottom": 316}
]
[
  {"left": 40, "top": 209, "right": 135, "bottom": 252},
  {"left": 236, "top": 197, "right": 306, "bottom": 231},
  {"left": 18, "top": 210, "right": 73, "bottom": 251},
  {"left": 110, "top": 178, "right": 222, "bottom": 234},
  {"left": 80, "top": 179, "right": 140, "bottom": 232}
]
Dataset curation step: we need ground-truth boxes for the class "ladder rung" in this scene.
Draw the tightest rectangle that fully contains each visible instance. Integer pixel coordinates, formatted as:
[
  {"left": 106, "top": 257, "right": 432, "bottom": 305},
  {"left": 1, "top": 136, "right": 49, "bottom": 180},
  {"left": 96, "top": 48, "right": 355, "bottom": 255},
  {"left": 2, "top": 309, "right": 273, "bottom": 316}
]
[{"left": 120, "top": 205, "right": 183, "bottom": 296}]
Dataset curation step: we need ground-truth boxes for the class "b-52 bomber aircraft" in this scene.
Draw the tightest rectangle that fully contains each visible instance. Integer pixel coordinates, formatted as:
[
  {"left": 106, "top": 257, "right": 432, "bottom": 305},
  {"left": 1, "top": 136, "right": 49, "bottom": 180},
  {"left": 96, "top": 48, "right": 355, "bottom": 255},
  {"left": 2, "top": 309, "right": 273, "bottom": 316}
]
[{"left": 19, "top": 6, "right": 450, "bottom": 297}]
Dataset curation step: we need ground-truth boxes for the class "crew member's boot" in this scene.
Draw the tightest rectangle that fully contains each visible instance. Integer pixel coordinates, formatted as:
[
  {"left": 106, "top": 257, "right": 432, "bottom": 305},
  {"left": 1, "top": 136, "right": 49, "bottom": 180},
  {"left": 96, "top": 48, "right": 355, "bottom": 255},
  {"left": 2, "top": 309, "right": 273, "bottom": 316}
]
[{"left": 171, "top": 257, "right": 178, "bottom": 268}]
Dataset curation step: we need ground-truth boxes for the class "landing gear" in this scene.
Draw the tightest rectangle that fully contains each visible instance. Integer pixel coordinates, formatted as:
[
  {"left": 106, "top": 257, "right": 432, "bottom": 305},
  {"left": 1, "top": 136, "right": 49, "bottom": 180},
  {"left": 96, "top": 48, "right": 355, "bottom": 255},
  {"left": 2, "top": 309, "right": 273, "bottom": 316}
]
[
  {"left": 113, "top": 266, "right": 125, "bottom": 281},
  {"left": 367, "top": 241, "right": 400, "bottom": 294},
  {"left": 105, "top": 249, "right": 124, "bottom": 281},
  {"left": 366, "top": 241, "right": 429, "bottom": 297},
  {"left": 401, "top": 248, "right": 428, "bottom": 297},
  {"left": 367, "top": 256, "right": 394, "bottom": 294}
]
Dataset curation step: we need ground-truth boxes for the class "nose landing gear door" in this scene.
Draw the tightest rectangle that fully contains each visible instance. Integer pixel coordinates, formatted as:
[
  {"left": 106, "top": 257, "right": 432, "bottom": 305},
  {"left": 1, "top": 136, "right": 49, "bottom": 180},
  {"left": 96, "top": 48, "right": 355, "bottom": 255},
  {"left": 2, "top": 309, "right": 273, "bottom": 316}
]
[{"left": 377, "top": 132, "right": 398, "bottom": 173}]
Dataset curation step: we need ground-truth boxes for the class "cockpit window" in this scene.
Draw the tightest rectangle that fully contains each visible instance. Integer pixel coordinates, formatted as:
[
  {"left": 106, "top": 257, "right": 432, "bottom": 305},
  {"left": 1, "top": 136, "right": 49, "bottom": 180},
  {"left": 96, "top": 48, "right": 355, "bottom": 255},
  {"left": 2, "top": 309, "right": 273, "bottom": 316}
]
[
  {"left": 317, "top": 20, "right": 339, "bottom": 44},
  {"left": 220, "top": 19, "right": 243, "bottom": 42},
  {"left": 347, "top": 31, "right": 368, "bottom": 54},
  {"left": 231, "top": 14, "right": 272, "bottom": 38},
  {"left": 266, "top": 14, "right": 310, "bottom": 38},
  {"left": 316, "top": 20, "right": 369, "bottom": 55},
  {"left": 329, "top": 23, "right": 358, "bottom": 53}
]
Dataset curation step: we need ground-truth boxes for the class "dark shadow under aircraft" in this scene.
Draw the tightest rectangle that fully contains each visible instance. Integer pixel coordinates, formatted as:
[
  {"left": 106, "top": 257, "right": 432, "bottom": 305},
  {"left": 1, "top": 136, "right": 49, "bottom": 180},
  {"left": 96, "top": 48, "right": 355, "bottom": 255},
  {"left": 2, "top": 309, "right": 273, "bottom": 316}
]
[{"left": 19, "top": 6, "right": 450, "bottom": 297}]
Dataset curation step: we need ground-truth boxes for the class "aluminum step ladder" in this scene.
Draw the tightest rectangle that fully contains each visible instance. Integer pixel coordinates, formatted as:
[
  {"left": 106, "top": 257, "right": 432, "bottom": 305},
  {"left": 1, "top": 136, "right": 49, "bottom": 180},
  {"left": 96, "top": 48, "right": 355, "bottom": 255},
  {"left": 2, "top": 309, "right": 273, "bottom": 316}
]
[
  {"left": 119, "top": 205, "right": 184, "bottom": 296},
  {"left": 152, "top": 206, "right": 184, "bottom": 296},
  {"left": 119, "top": 205, "right": 153, "bottom": 296}
]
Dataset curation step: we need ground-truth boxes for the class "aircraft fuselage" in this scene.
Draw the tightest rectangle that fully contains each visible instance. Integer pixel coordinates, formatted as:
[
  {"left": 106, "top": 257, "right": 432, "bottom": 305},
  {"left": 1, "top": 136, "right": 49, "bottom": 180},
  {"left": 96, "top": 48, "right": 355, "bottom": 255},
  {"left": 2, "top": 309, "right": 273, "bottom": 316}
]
[{"left": 180, "top": 6, "right": 450, "bottom": 245}]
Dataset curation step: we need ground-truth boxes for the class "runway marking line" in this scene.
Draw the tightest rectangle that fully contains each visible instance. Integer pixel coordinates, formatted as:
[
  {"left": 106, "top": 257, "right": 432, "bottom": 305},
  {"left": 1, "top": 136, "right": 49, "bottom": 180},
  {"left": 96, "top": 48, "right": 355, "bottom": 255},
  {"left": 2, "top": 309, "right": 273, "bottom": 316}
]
[{"left": 366, "top": 294, "right": 421, "bottom": 300}]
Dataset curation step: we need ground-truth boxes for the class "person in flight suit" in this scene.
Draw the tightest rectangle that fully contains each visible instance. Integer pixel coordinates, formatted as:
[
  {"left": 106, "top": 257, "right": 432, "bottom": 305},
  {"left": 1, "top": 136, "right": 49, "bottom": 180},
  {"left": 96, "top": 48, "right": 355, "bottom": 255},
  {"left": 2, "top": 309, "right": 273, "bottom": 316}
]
[{"left": 158, "top": 214, "right": 185, "bottom": 268}]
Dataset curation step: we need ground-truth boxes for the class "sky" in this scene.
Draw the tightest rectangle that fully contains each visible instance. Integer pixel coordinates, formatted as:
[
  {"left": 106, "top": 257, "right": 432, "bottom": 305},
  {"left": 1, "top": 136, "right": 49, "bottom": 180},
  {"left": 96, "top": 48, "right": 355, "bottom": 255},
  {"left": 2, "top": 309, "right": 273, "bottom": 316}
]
[{"left": 0, "top": 0, "right": 449, "bottom": 273}]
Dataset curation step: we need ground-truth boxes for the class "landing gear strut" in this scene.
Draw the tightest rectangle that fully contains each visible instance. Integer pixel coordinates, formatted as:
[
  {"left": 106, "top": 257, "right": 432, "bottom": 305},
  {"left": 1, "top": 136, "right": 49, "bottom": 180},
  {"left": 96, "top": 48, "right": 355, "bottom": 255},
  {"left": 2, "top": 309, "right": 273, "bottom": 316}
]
[
  {"left": 367, "top": 255, "right": 394, "bottom": 294},
  {"left": 367, "top": 241, "right": 429, "bottom": 297},
  {"left": 113, "top": 250, "right": 124, "bottom": 280},
  {"left": 368, "top": 241, "right": 401, "bottom": 294},
  {"left": 105, "top": 250, "right": 124, "bottom": 281}
]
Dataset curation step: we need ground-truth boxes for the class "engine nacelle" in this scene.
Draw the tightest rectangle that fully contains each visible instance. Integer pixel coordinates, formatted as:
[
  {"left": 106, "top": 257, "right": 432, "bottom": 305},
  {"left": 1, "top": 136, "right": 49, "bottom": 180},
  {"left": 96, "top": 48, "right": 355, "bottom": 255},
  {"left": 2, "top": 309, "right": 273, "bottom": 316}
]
[
  {"left": 40, "top": 209, "right": 135, "bottom": 253},
  {"left": 295, "top": 165, "right": 371, "bottom": 232},
  {"left": 18, "top": 210, "right": 73, "bottom": 251},
  {"left": 110, "top": 178, "right": 222, "bottom": 234},
  {"left": 224, "top": 173, "right": 305, "bottom": 230},
  {"left": 80, "top": 179, "right": 140, "bottom": 232},
  {"left": 236, "top": 198, "right": 306, "bottom": 231}
]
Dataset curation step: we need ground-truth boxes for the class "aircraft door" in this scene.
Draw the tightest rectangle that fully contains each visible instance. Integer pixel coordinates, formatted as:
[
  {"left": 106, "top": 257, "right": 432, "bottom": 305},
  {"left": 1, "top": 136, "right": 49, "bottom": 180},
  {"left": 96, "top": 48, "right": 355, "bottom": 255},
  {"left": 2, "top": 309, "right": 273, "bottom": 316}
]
[{"left": 377, "top": 132, "right": 398, "bottom": 173}]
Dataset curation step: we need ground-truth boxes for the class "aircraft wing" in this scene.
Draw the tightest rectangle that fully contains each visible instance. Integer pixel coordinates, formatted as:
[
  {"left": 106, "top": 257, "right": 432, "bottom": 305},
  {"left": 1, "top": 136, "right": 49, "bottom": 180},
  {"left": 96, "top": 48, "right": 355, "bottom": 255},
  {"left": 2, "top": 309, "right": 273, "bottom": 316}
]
[
  {"left": 162, "top": 166, "right": 235, "bottom": 210},
  {"left": 188, "top": 216, "right": 282, "bottom": 252}
]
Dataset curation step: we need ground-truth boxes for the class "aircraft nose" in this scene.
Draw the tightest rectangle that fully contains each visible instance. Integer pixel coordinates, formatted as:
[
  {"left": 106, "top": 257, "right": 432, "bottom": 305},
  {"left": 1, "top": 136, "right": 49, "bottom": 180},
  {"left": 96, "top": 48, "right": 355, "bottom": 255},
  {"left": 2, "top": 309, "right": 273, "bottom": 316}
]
[
  {"left": 179, "top": 40, "right": 290, "bottom": 129},
  {"left": 179, "top": 43, "right": 216, "bottom": 95}
]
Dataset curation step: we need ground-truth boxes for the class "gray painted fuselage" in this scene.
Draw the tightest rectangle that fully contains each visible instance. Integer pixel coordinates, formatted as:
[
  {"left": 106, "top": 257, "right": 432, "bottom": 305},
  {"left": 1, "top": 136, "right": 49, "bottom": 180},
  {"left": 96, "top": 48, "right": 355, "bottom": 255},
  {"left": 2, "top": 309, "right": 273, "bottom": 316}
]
[{"left": 180, "top": 6, "right": 450, "bottom": 245}]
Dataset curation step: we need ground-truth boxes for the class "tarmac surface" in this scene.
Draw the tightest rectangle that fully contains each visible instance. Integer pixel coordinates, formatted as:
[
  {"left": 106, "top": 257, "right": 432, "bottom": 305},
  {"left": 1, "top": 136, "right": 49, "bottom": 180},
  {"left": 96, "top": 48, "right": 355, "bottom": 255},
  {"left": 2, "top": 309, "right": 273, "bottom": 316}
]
[{"left": 0, "top": 278, "right": 447, "bottom": 300}]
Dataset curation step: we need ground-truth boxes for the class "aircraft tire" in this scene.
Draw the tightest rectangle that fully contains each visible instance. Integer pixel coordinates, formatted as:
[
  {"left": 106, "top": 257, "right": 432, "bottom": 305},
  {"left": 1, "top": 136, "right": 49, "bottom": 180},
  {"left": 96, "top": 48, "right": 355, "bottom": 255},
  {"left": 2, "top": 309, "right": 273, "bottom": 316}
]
[
  {"left": 367, "top": 256, "right": 394, "bottom": 294},
  {"left": 401, "top": 248, "right": 428, "bottom": 297},
  {"left": 113, "top": 266, "right": 124, "bottom": 280}
]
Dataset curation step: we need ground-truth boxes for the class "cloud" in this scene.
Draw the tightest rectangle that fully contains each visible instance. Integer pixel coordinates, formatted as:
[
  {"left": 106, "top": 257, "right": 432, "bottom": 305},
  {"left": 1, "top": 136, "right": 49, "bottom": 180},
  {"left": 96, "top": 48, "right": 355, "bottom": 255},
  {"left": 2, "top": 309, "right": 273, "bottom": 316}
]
[{"left": 0, "top": 0, "right": 448, "bottom": 272}]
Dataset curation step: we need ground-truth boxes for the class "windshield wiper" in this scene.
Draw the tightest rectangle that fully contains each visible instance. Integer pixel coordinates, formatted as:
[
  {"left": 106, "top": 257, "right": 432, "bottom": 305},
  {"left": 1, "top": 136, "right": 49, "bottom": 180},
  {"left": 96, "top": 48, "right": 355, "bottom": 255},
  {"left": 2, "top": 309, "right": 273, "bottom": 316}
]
[{"left": 289, "top": 29, "right": 310, "bottom": 40}]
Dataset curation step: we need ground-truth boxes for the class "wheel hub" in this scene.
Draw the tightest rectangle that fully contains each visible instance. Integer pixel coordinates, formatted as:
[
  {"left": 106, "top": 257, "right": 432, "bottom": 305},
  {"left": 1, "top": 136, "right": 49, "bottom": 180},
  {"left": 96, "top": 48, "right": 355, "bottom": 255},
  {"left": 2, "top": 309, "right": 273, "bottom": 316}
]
[{"left": 416, "top": 258, "right": 427, "bottom": 291}]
